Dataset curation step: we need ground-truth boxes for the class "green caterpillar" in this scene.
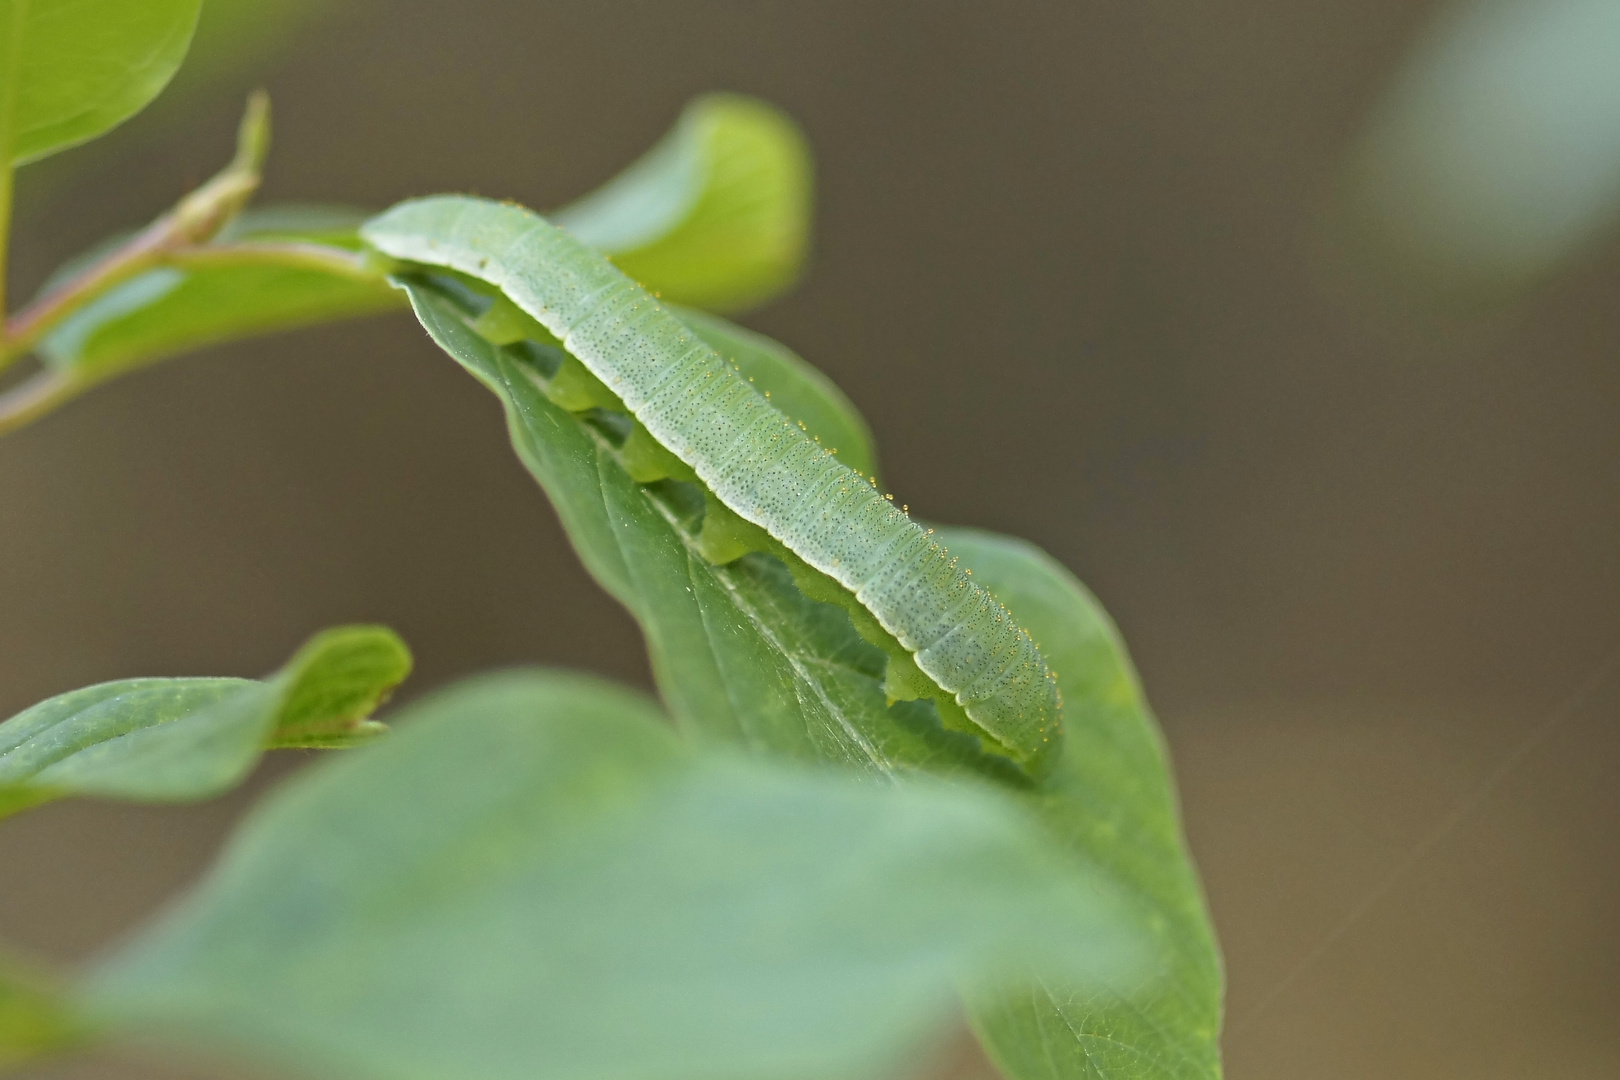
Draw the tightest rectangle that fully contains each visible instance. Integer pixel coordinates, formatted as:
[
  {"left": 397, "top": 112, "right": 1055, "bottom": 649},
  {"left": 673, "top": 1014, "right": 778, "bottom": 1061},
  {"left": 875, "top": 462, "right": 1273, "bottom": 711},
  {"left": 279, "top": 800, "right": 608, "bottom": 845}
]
[{"left": 362, "top": 196, "right": 1062, "bottom": 772}]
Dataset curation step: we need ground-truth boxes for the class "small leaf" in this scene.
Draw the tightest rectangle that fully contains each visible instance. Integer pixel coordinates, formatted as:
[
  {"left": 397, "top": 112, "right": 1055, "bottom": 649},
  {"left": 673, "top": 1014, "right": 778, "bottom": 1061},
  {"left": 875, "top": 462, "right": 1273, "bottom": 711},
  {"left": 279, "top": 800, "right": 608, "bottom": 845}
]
[
  {"left": 0, "top": 0, "right": 203, "bottom": 166},
  {"left": 0, "top": 952, "right": 82, "bottom": 1072},
  {"left": 35, "top": 206, "right": 402, "bottom": 386},
  {"left": 553, "top": 93, "right": 813, "bottom": 312},
  {"left": 396, "top": 279, "right": 1011, "bottom": 780},
  {"left": 263, "top": 624, "right": 413, "bottom": 749},
  {"left": 86, "top": 671, "right": 1146, "bottom": 1080},
  {"left": 0, "top": 625, "right": 411, "bottom": 820}
]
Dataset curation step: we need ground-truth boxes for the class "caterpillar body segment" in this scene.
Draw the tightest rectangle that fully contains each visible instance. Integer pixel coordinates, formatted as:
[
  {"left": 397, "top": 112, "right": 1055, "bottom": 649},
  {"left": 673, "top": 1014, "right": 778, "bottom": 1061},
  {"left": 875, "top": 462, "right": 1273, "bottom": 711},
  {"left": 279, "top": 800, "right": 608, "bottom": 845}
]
[{"left": 363, "top": 195, "right": 1062, "bottom": 772}]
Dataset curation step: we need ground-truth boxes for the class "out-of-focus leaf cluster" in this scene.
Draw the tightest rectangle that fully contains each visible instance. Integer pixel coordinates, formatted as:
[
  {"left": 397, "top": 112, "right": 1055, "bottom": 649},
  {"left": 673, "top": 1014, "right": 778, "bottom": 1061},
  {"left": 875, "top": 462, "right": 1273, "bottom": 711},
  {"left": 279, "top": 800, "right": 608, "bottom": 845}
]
[{"left": 1335, "top": 0, "right": 1620, "bottom": 300}]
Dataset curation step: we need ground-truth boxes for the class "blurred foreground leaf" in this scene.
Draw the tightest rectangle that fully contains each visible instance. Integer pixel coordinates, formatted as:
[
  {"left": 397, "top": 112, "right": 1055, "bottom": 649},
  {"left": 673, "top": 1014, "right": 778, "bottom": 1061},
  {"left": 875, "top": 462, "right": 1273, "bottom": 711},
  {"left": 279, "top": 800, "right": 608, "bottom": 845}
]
[
  {"left": 86, "top": 671, "right": 1143, "bottom": 1080},
  {"left": 0, "top": 625, "right": 411, "bottom": 820},
  {"left": 0, "top": 0, "right": 202, "bottom": 166}
]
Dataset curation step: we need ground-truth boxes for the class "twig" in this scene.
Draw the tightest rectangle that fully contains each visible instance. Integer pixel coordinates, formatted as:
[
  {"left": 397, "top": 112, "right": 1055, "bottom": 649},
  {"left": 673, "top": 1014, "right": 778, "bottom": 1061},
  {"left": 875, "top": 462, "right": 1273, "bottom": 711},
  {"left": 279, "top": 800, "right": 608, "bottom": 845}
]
[
  {"left": 0, "top": 92, "right": 273, "bottom": 368},
  {"left": 0, "top": 370, "right": 79, "bottom": 435}
]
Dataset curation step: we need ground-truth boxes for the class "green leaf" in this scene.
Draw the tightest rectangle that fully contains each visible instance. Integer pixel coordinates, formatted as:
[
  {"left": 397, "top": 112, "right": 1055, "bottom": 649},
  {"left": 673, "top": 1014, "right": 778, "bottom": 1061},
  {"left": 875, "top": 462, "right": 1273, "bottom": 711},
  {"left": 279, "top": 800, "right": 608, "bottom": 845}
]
[
  {"left": 34, "top": 206, "right": 402, "bottom": 388},
  {"left": 395, "top": 277, "right": 1022, "bottom": 782},
  {"left": 0, "top": 625, "right": 411, "bottom": 820},
  {"left": 0, "top": 0, "right": 203, "bottom": 167},
  {"left": 387, "top": 277, "right": 1221, "bottom": 1076},
  {"left": 367, "top": 197, "right": 1062, "bottom": 775},
  {"left": 937, "top": 529, "right": 1224, "bottom": 1080},
  {"left": 553, "top": 93, "right": 813, "bottom": 312},
  {"left": 85, "top": 670, "right": 1146, "bottom": 1080},
  {"left": 0, "top": 952, "right": 81, "bottom": 1072}
]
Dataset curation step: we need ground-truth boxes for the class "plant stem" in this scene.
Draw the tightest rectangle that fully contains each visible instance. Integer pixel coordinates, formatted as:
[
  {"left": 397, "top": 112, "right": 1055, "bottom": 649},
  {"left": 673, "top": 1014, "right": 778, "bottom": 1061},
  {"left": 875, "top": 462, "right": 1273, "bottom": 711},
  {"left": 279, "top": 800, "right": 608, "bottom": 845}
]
[
  {"left": 0, "top": 92, "right": 285, "bottom": 370},
  {"left": 0, "top": 239, "right": 380, "bottom": 365},
  {"left": 0, "top": 369, "right": 74, "bottom": 436},
  {"left": 0, "top": 240, "right": 385, "bottom": 435},
  {"left": 0, "top": 226, "right": 174, "bottom": 364}
]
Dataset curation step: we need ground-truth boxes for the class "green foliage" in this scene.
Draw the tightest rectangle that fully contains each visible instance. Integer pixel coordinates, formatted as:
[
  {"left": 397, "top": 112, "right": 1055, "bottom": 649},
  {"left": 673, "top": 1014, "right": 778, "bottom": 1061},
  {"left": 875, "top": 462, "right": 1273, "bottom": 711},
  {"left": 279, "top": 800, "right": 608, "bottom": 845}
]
[
  {"left": 366, "top": 197, "right": 1062, "bottom": 775},
  {"left": 395, "top": 280, "right": 999, "bottom": 774},
  {"left": 554, "top": 94, "right": 813, "bottom": 312},
  {"left": 0, "top": 6, "right": 1222, "bottom": 1079},
  {"left": 1, "top": 93, "right": 813, "bottom": 429},
  {"left": 87, "top": 671, "right": 1145, "bottom": 1080},
  {"left": 941, "top": 531, "right": 1223, "bottom": 1079},
  {"left": 389, "top": 275, "right": 1222, "bottom": 1078},
  {"left": 0, "top": 626, "right": 411, "bottom": 820},
  {"left": 0, "top": 0, "right": 201, "bottom": 166},
  {"left": 32, "top": 206, "right": 402, "bottom": 403}
]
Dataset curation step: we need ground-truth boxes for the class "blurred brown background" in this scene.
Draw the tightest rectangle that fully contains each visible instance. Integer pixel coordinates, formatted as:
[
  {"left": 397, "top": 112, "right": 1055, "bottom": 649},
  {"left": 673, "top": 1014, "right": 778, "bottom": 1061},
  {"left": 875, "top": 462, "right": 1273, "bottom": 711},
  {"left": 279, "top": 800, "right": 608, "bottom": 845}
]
[{"left": 3, "top": 2, "right": 1618, "bottom": 1077}]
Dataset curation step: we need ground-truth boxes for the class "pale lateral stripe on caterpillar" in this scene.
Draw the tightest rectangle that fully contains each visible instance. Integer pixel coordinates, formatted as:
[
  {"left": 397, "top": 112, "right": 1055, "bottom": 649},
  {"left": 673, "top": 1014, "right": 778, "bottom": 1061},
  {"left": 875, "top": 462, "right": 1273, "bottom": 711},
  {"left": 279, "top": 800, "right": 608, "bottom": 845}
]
[{"left": 363, "top": 196, "right": 1062, "bottom": 771}]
